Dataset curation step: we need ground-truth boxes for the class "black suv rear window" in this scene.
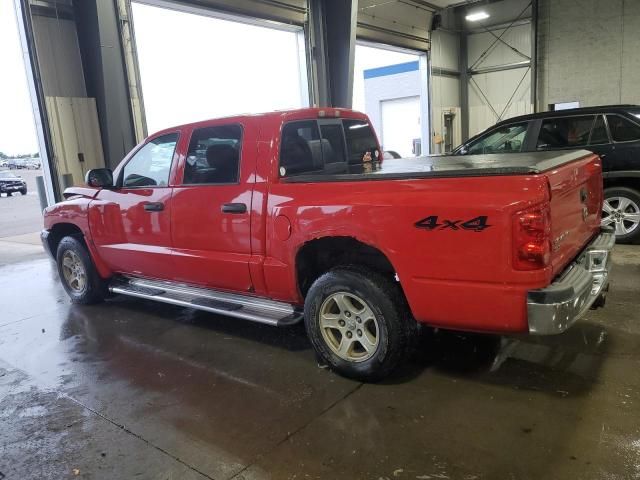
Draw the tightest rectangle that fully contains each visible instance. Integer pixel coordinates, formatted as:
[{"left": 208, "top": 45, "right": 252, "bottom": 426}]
[{"left": 607, "top": 115, "right": 640, "bottom": 142}]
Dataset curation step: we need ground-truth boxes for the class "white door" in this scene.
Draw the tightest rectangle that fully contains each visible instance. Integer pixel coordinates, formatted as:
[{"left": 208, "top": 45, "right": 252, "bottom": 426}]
[{"left": 381, "top": 96, "right": 420, "bottom": 158}]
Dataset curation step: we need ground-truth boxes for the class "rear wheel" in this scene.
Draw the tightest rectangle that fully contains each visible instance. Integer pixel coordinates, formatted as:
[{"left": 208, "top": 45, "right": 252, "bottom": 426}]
[
  {"left": 304, "top": 267, "right": 415, "bottom": 382},
  {"left": 602, "top": 187, "right": 640, "bottom": 243},
  {"left": 56, "top": 236, "right": 107, "bottom": 304}
]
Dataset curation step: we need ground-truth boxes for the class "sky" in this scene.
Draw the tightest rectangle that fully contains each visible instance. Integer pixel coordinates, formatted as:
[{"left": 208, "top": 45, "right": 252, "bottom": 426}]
[{"left": 0, "top": 0, "right": 38, "bottom": 156}]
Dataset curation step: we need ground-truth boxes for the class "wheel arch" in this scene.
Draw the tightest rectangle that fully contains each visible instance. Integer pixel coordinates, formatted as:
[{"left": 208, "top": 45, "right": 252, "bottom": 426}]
[
  {"left": 47, "top": 222, "right": 86, "bottom": 255},
  {"left": 294, "top": 235, "right": 401, "bottom": 298}
]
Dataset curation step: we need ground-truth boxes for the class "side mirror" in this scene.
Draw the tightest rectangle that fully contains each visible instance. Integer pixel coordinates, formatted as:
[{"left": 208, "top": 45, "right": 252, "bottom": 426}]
[{"left": 85, "top": 168, "right": 113, "bottom": 188}]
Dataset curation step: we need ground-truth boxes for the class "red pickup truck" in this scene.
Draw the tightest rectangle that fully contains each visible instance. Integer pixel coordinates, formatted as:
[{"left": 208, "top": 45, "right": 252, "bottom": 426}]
[{"left": 42, "top": 108, "right": 614, "bottom": 381}]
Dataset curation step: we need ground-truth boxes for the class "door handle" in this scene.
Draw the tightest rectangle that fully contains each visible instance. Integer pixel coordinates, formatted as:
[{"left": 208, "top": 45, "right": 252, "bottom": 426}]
[
  {"left": 143, "top": 202, "right": 164, "bottom": 212},
  {"left": 221, "top": 202, "right": 247, "bottom": 214}
]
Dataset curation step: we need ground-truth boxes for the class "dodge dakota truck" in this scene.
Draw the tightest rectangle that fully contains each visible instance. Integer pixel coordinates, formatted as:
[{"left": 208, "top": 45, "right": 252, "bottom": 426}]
[{"left": 42, "top": 108, "right": 614, "bottom": 381}]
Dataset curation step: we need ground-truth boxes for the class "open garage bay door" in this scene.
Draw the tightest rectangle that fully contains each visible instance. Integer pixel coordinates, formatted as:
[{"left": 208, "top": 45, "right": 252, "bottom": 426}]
[
  {"left": 381, "top": 96, "right": 421, "bottom": 158},
  {"left": 131, "top": 1, "right": 309, "bottom": 134}
]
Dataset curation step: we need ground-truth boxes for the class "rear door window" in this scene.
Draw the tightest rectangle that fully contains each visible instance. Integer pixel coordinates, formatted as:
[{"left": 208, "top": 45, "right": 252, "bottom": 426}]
[
  {"left": 183, "top": 125, "right": 242, "bottom": 184},
  {"left": 537, "top": 115, "right": 595, "bottom": 149},
  {"left": 606, "top": 115, "right": 640, "bottom": 142},
  {"left": 467, "top": 122, "right": 528, "bottom": 154},
  {"left": 589, "top": 115, "right": 610, "bottom": 145}
]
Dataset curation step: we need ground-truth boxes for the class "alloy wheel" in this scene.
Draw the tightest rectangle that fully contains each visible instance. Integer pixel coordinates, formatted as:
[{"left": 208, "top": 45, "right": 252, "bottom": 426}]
[
  {"left": 318, "top": 292, "right": 379, "bottom": 362},
  {"left": 602, "top": 196, "right": 640, "bottom": 236},
  {"left": 61, "top": 250, "right": 87, "bottom": 293}
]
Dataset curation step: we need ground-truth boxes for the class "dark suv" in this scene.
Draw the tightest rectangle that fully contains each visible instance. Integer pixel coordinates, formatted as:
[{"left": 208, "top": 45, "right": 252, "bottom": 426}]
[{"left": 454, "top": 105, "right": 640, "bottom": 243}]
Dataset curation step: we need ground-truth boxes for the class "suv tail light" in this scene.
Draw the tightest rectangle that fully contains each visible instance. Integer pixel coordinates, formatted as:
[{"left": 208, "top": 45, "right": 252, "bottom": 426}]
[{"left": 513, "top": 204, "right": 551, "bottom": 271}]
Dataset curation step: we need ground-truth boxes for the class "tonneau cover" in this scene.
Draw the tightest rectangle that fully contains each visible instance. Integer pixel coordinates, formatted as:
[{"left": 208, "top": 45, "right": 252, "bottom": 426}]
[{"left": 283, "top": 150, "right": 595, "bottom": 183}]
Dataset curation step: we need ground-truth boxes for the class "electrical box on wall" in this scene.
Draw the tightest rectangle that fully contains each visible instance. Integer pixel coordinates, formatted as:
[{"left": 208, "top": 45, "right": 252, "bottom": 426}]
[{"left": 433, "top": 107, "right": 461, "bottom": 154}]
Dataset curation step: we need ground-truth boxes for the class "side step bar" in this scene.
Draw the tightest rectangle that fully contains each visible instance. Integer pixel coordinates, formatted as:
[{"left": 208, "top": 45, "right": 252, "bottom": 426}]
[{"left": 109, "top": 276, "right": 303, "bottom": 326}]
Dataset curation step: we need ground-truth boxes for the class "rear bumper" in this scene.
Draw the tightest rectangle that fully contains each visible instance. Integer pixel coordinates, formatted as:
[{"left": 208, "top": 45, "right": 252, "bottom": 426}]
[{"left": 527, "top": 229, "right": 615, "bottom": 335}]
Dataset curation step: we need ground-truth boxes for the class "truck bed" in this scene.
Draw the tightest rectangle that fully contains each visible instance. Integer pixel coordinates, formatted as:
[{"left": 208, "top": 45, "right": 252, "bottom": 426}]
[{"left": 283, "top": 150, "right": 595, "bottom": 182}]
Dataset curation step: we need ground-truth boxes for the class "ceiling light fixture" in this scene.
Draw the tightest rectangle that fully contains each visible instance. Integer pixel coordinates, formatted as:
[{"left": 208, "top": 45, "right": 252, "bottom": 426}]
[{"left": 465, "top": 11, "right": 489, "bottom": 21}]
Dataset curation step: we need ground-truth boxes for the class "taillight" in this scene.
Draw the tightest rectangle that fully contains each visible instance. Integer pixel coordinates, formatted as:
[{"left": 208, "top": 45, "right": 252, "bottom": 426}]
[{"left": 513, "top": 204, "right": 551, "bottom": 271}]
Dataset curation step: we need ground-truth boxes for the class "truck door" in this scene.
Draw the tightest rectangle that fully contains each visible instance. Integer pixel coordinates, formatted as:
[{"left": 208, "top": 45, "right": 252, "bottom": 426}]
[
  {"left": 170, "top": 123, "right": 254, "bottom": 291},
  {"left": 89, "top": 132, "right": 179, "bottom": 279}
]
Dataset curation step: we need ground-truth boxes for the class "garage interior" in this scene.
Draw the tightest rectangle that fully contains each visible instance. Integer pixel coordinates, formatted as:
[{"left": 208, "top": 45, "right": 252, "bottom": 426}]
[{"left": 2, "top": 0, "right": 640, "bottom": 479}]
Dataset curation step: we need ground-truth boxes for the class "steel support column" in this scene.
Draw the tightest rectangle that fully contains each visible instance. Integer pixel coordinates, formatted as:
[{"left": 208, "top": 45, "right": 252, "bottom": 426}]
[
  {"left": 531, "top": 0, "right": 538, "bottom": 111},
  {"left": 307, "top": 0, "right": 357, "bottom": 108},
  {"left": 459, "top": 31, "right": 469, "bottom": 142},
  {"left": 74, "top": 0, "right": 138, "bottom": 169}
]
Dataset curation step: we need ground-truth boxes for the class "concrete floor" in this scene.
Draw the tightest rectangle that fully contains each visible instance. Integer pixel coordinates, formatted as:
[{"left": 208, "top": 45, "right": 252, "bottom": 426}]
[{"left": 0, "top": 246, "right": 639, "bottom": 480}]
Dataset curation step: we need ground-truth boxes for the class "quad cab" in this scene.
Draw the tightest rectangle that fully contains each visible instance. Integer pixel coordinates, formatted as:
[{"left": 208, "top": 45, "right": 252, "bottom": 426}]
[{"left": 42, "top": 108, "right": 614, "bottom": 381}]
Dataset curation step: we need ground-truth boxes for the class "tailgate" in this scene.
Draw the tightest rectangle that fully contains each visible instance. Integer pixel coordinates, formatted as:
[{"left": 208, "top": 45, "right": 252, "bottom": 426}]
[{"left": 545, "top": 152, "right": 603, "bottom": 275}]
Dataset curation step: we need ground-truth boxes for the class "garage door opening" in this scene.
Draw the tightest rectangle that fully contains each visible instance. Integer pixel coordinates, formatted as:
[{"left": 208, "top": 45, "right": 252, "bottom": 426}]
[
  {"left": 352, "top": 42, "right": 428, "bottom": 158},
  {"left": 0, "top": 1, "right": 45, "bottom": 251},
  {"left": 131, "top": 2, "right": 309, "bottom": 134}
]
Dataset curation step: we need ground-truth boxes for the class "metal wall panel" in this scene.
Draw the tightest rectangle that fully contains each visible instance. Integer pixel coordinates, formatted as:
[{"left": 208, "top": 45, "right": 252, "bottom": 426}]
[
  {"left": 45, "top": 96, "right": 105, "bottom": 188},
  {"left": 135, "top": 0, "right": 306, "bottom": 25},
  {"left": 431, "top": 30, "right": 459, "bottom": 72},
  {"left": 357, "top": 0, "right": 431, "bottom": 51},
  {"left": 467, "top": 23, "right": 531, "bottom": 70},
  {"left": 468, "top": 68, "right": 532, "bottom": 136},
  {"left": 31, "top": 15, "right": 86, "bottom": 97}
]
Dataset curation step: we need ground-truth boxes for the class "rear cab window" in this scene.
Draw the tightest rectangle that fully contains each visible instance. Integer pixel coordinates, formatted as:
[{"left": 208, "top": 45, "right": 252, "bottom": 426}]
[{"left": 280, "top": 118, "right": 381, "bottom": 177}]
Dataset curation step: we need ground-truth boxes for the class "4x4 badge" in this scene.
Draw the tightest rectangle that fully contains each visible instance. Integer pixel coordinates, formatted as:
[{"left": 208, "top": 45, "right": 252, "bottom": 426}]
[{"left": 415, "top": 215, "right": 491, "bottom": 232}]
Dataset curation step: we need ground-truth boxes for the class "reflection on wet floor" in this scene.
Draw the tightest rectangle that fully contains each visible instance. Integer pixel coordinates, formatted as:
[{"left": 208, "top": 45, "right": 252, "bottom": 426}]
[{"left": 1, "top": 252, "right": 640, "bottom": 479}]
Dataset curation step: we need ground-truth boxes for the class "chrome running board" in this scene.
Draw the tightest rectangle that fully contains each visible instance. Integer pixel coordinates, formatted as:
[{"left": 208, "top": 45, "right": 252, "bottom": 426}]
[{"left": 109, "top": 276, "right": 303, "bottom": 326}]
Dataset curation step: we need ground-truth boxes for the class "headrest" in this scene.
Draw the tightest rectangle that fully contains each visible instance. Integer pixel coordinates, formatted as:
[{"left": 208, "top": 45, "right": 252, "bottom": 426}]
[{"left": 206, "top": 144, "right": 237, "bottom": 169}]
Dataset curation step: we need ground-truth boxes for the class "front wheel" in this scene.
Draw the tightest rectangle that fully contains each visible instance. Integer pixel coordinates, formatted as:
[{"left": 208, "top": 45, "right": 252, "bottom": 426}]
[
  {"left": 56, "top": 236, "right": 107, "bottom": 304},
  {"left": 602, "top": 187, "right": 640, "bottom": 243},
  {"left": 20, "top": 188, "right": 27, "bottom": 195},
  {"left": 304, "top": 267, "right": 416, "bottom": 382}
]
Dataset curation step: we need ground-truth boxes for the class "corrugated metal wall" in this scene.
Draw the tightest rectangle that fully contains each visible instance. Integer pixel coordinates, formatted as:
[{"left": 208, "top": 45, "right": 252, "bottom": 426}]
[
  {"left": 357, "top": 0, "right": 432, "bottom": 51},
  {"left": 467, "top": 23, "right": 533, "bottom": 136}
]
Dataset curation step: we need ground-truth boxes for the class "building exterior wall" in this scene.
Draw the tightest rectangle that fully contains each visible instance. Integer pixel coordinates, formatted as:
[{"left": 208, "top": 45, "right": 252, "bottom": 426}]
[
  {"left": 537, "top": 0, "right": 640, "bottom": 110},
  {"left": 363, "top": 62, "right": 426, "bottom": 156}
]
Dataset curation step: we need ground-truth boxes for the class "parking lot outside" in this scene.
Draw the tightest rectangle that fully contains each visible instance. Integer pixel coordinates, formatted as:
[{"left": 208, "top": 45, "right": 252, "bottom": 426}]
[{"left": 0, "top": 168, "right": 44, "bottom": 238}]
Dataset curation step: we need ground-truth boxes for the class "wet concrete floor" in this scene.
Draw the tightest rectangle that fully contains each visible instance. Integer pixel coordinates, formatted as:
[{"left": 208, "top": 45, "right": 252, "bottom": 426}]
[{"left": 0, "top": 247, "right": 639, "bottom": 479}]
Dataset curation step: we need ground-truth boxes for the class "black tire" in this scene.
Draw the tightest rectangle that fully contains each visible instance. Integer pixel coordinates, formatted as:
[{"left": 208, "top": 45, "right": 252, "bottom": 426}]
[
  {"left": 304, "top": 267, "right": 416, "bottom": 382},
  {"left": 6, "top": 192, "right": 11, "bottom": 197},
  {"left": 20, "top": 188, "right": 27, "bottom": 195},
  {"left": 603, "top": 187, "right": 640, "bottom": 244},
  {"left": 56, "top": 236, "right": 107, "bottom": 304}
]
